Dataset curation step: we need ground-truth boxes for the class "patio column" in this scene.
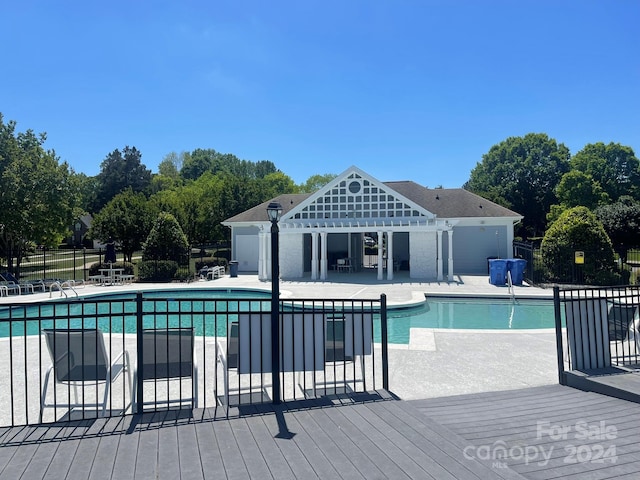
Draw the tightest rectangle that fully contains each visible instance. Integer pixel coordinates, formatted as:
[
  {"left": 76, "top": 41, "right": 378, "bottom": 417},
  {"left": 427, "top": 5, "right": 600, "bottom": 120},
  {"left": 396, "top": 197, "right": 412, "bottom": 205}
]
[
  {"left": 437, "top": 230, "right": 444, "bottom": 281},
  {"left": 265, "top": 231, "right": 272, "bottom": 280},
  {"left": 387, "top": 231, "right": 394, "bottom": 281},
  {"left": 377, "top": 231, "right": 384, "bottom": 280},
  {"left": 259, "top": 231, "right": 268, "bottom": 280},
  {"left": 320, "top": 231, "right": 328, "bottom": 280},
  {"left": 311, "top": 231, "right": 319, "bottom": 280},
  {"left": 448, "top": 229, "right": 454, "bottom": 281}
]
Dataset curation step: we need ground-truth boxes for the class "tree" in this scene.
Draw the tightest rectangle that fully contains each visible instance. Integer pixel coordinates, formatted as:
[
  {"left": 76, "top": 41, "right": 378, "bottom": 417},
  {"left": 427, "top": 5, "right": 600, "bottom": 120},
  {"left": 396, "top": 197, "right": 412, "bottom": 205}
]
[
  {"left": 158, "top": 151, "right": 185, "bottom": 178},
  {"left": 259, "top": 172, "right": 297, "bottom": 199},
  {"left": 546, "top": 170, "right": 609, "bottom": 223},
  {"left": 465, "top": 133, "right": 570, "bottom": 238},
  {"left": 180, "top": 148, "right": 278, "bottom": 181},
  {"left": 595, "top": 196, "right": 640, "bottom": 265},
  {"left": 571, "top": 142, "right": 640, "bottom": 202},
  {"left": 0, "top": 114, "right": 81, "bottom": 274},
  {"left": 541, "top": 206, "right": 617, "bottom": 285},
  {"left": 298, "top": 173, "right": 337, "bottom": 193},
  {"left": 180, "top": 149, "right": 215, "bottom": 180},
  {"left": 89, "top": 188, "right": 154, "bottom": 262},
  {"left": 142, "top": 212, "right": 189, "bottom": 263},
  {"left": 74, "top": 172, "right": 99, "bottom": 214},
  {"left": 93, "top": 146, "right": 151, "bottom": 211}
]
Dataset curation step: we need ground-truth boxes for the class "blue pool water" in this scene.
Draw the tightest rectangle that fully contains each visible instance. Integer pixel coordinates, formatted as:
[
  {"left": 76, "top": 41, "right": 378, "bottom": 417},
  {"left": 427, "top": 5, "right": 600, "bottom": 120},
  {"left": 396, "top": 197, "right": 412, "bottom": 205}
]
[
  {"left": 386, "top": 297, "right": 556, "bottom": 344},
  {"left": 0, "top": 290, "right": 556, "bottom": 344}
]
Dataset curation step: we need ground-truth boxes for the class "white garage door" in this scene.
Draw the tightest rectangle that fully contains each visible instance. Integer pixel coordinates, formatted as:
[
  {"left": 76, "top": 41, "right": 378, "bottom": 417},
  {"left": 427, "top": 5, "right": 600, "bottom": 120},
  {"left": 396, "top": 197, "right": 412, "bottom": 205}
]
[{"left": 235, "top": 235, "right": 259, "bottom": 272}]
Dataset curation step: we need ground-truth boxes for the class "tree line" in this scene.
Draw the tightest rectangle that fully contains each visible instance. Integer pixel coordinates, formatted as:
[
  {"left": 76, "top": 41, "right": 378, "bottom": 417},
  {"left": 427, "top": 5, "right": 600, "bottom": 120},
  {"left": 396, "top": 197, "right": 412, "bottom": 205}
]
[
  {"left": 464, "top": 133, "right": 640, "bottom": 283},
  {"left": 0, "top": 113, "right": 336, "bottom": 273},
  {"left": 2, "top": 113, "right": 638, "bottom": 283}
]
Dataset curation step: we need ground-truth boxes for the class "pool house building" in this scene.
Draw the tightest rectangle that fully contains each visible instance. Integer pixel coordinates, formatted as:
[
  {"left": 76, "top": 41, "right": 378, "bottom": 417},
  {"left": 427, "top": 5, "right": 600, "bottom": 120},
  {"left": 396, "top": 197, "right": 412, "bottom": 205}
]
[{"left": 223, "top": 166, "right": 523, "bottom": 281}]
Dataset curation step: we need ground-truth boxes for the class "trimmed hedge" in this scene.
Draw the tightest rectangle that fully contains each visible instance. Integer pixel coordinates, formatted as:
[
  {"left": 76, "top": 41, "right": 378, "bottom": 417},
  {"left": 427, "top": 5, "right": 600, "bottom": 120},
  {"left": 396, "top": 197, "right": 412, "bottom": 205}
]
[{"left": 137, "top": 260, "right": 178, "bottom": 282}]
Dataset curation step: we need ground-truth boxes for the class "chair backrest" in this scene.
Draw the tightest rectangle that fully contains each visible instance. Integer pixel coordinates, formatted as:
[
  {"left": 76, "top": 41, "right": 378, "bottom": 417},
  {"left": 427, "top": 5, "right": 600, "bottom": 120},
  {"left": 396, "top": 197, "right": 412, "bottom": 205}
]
[
  {"left": 325, "top": 313, "right": 373, "bottom": 362},
  {"left": 43, "top": 329, "right": 109, "bottom": 383},
  {"left": 627, "top": 307, "right": 640, "bottom": 346},
  {"left": 232, "top": 313, "right": 327, "bottom": 374},
  {"left": 2, "top": 272, "right": 19, "bottom": 283},
  {"left": 226, "top": 322, "right": 239, "bottom": 369},
  {"left": 233, "top": 314, "right": 272, "bottom": 374},
  {"left": 607, "top": 301, "right": 638, "bottom": 341},
  {"left": 229, "top": 312, "right": 372, "bottom": 373},
  {"left": 140, "top": 328, "right": 194, "bottom": 380},
  {"left": 564, "top": 299, "right": 611, "bottom": 370}
]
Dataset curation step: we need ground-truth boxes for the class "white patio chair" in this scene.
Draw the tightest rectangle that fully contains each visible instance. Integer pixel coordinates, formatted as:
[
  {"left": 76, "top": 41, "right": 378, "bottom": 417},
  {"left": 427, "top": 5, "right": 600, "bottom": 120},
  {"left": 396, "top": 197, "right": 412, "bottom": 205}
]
[
  {"left": 217, "top": 312, "right": 326, "bottom": 407},
  {"left": 40, "top": 328, "right": 132, "bottom": 422}
]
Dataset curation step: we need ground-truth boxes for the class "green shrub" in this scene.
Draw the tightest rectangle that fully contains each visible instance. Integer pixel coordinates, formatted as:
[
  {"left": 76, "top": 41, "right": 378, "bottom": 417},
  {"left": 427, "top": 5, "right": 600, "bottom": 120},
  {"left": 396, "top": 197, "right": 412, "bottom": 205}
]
[
  {"left": 142, "top": 212, "right": 189, "bottom": 264},
  {"left": 137, "top": 260, "right": 178, "bottom": 282},
  {"left": 541, "top": 206, "right": 616, "bottom": 285}
]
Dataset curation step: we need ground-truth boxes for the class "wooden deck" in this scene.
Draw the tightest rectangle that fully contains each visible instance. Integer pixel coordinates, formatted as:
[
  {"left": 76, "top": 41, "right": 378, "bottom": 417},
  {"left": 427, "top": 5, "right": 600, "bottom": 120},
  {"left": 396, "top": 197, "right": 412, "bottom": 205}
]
[
  {"left": 411, "top": 384, "right": 640, "bottom": 480},
  {"left": 1, "top": 386, "right": 638, "bottom": 479}
]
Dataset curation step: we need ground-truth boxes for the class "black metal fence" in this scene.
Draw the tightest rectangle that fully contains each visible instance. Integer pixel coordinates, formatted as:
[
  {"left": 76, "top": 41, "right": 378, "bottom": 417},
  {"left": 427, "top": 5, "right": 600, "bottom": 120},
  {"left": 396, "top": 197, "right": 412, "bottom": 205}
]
[
  {"left": 0, "top": 292, "right": 388, "bottom": 427},
  {"left": 554, "top": 285, "right": 640, "bottom": 383},
  {"left": 10, "top": 247, "right": 117, "bottom": 283},
  {"left": 512, "top": 241, "right": 543, "bottom": 285},
  {"left": 4, "top": 242, "right": 232, "bottom": 284},
  {"left": 514, "top": 241, "right": 636, "bottom": 286}
]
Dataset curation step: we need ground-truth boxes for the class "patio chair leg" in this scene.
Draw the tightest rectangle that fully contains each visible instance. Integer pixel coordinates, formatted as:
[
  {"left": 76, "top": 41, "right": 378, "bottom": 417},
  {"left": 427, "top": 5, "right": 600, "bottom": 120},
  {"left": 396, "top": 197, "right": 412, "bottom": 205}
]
[{"left": 40, "top": 367, "right": 53, "bottom": 423}]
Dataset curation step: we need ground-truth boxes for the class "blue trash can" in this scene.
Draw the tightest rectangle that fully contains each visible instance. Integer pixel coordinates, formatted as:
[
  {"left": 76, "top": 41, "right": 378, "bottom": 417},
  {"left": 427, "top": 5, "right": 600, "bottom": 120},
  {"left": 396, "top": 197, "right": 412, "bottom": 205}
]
[
  {"left": 229, "top": 261, "right": 239, "bottom": 278},
  {"left": 488, "top": 259, "right": 507, "bottom": 286},
  {"left": 509, "top": 259, "right": 527, "bottom": 285}
]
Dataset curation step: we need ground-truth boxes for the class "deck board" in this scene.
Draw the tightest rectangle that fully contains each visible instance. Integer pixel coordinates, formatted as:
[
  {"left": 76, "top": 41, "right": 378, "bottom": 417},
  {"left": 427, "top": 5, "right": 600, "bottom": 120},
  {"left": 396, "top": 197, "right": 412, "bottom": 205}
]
[
  {"left": 305, "top": 405, "right": 395, "bottom": 479},
  {"left": 242, "top": 412, "right": 296, "bottom": 480},
  {"left": 192, "top": 415, "right": 226, "bottom": 480},
  {"left": 410, "top": 384, "right": 640, "bottom": 480},
  {"left": 290, "top": 408, "right": 366, "bottom": 480},
  {"left": 232, "top": 417, "right": 275, "bottom": 479},
  {"left": 2, "top": 387, "right": 637, "bottom": 479},
  {"left": 176, "top": 423, "right": 205, "bottom": 480}
]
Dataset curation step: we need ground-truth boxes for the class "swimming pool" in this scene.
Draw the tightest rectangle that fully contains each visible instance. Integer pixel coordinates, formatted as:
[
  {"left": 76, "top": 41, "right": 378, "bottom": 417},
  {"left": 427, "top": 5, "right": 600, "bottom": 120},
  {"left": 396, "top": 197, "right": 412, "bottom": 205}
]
[
  {"left": 387, "top": 297, "right": 556, "bottom": 344},
  {"left": 0, "top": 289, "right": 556, "bottom": 343}
]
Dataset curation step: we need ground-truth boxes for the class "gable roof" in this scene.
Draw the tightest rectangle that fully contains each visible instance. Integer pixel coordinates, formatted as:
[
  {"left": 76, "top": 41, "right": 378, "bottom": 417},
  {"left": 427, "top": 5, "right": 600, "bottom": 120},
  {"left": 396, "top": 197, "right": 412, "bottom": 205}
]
[
  {"left": 283, "top": 166, "right": 436, "bottom": 223},
  {"left": 223, "top": 168, "right": 521, "bottom": 224}
]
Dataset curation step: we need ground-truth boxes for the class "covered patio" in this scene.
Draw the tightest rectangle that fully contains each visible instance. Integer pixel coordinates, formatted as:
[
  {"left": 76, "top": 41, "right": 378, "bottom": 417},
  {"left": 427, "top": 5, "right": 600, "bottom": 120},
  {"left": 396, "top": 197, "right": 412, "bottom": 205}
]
[{"left": 223, "top": 166, "right": 522, "bottom": 282}]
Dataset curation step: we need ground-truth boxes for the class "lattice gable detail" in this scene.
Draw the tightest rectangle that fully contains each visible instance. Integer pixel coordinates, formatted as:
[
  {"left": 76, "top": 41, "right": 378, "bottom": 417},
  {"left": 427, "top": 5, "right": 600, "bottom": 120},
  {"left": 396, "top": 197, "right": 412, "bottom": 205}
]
[{"left": 285, "top": 167, "right": 433, "bottom": 222}]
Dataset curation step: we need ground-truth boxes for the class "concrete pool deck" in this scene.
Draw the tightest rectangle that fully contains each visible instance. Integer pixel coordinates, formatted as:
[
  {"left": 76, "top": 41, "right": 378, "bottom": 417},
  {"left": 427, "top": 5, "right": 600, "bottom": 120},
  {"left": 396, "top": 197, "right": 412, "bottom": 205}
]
[{"left": 0, "top": 272, "right": 559, "bottom": 401}]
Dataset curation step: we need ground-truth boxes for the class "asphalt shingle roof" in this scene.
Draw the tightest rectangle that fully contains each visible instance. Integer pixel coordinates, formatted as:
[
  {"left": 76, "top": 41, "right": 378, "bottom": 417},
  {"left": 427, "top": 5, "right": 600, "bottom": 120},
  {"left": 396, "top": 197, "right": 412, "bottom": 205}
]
[{"left": 223, "top": 182, "right": 520, "bottom": 223}]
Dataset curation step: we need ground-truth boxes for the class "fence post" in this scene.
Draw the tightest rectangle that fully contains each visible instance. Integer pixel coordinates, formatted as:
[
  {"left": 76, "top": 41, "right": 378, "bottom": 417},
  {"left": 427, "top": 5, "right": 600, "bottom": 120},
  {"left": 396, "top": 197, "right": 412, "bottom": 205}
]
[
  {"left": 553, "top": 286, "right": 566, "bottom": 385},
  {"left": 380, "top": 294, "right": 389, "bottom": 390},
  {"left": 135, "top": 292, "right": 144, "bottom": 414}
]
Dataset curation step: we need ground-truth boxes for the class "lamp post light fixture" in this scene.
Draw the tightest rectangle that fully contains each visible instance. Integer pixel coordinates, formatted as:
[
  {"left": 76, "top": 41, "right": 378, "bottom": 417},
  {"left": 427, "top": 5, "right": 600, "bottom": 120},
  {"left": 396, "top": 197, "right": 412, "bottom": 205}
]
[{"left": 266, "top": 201, "right": 283, "bottom": 404}]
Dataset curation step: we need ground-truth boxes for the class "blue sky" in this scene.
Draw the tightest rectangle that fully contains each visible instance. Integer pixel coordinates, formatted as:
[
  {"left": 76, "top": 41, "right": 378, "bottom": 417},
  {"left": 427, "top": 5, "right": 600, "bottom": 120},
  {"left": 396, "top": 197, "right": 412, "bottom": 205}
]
[{"left": 2, "top": 1, "right": 638, "bottom": 188}]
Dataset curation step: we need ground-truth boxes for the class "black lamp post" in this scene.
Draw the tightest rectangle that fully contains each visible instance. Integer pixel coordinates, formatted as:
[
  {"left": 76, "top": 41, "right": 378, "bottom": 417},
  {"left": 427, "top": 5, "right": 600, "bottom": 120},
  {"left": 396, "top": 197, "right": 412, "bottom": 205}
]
[{"left": 266, "top": 201, "right": 283, "bottom": 404}]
